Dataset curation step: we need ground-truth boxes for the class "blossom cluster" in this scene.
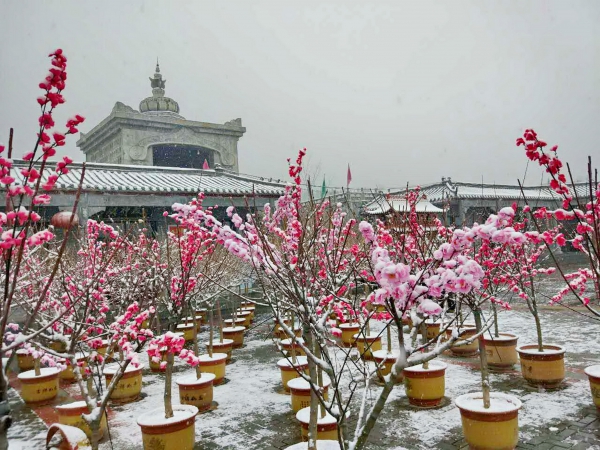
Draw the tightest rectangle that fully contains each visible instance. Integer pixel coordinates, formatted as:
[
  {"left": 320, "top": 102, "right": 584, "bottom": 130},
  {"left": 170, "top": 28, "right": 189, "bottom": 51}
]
[{"left": 147, "top": 331, "right": 199, "bottom": 370}]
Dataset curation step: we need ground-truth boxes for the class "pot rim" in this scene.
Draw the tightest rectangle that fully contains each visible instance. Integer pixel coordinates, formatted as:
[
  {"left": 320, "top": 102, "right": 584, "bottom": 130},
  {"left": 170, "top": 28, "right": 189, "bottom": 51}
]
[
  {"left": 222, "top": 326, "right": 245, "bottom": 332},
  {"left": 283, "top": 440, "right": 341, "bottom": 450},
  {"left": 403, "top": 360, "right": 447, "bottom": 373},
  {"left": 277, "top": 356, "right": 308, "bottom": 368},
  {"left": 482, "top": 332, "right": 518, "bottom": 342},
  {"left": 516, "top": 344, "right": 565, "bottom": 355},
  {"left": 296, "top": 406, "right": 337, "bottom": 425},
  {"left": 352, "top": 333, "right": 382, "bottom": 341},
  {"left": 103, "top": 363, "right": 144, "bottom": 376},
  {"left": 17, "top": 367, "right": 60, "bottom": 381},
  {"left": 455, "top": 391, "right": 522, "bottom": 413},
  {"left": 372, "top": 349, "right": 400, "bottom": 360},
  {"left": 176, "top": 373, "right": 216, "bottom": 387},
  {"left": 287, "top": 375, "right": 331, "bottom": 390},
  {"left": 206, "top": 339, "right": 234, "bottom": 346},
  {"left": 198, "top": 352, "right": 227, "bottom": 362},
  {"left": 137, "top": 404, "right": 198, "bottom": 428},
  {"left": 584, "top": 364, "right": 600, "bottom": 379}
]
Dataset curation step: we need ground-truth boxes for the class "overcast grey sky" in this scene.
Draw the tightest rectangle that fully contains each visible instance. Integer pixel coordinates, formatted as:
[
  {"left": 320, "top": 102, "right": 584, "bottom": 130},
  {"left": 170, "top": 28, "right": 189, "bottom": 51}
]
[{"left": 1, "top": 1, "right": 599, "bottom": 190}]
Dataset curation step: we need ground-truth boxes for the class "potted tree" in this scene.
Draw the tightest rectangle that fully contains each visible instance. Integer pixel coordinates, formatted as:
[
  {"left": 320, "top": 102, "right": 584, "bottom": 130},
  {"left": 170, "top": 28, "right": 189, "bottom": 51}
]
[
  {"left": 138, "top": 332, "right": 199, "bottom": 450},
  {"left": 0, "top": 48, "right": 87, "bottom": 446},
  {"left": 516, "top": 130, "right": 600, "bottom": 400}
]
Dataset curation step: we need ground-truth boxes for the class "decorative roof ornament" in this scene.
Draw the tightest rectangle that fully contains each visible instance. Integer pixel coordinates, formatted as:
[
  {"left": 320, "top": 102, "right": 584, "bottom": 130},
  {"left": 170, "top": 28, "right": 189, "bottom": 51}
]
[
  {"left": 149, "top": 59, "right": 166, "bottom": 93},
  {"left": 139, "top": 59, "right": 182, "bottom": 117}
]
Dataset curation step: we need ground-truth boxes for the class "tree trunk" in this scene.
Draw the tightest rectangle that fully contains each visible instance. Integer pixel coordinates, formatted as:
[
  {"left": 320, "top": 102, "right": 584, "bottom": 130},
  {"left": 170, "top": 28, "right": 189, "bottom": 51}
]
[
  {"left": 88, "top": 415, "right": 103, "bottom": 450},
  {"left": 533, "top": 307, "right": 544, "bottom": 353},
  {"left": 216, "top": 300, "right": 224, "bottom": 343},
  {"left": 208, "top": 307, "right": 214, "bottom": 358},
  {"left": 492, "top": 302, "right": 499, "bottom": 338},
  {"left": 354, "top": 329, "right": 406, "bottom": 449},
  {"left": 474, "top": 308, "right": 490, "bottom": 409},
  {"left": 420, "top": 321, "right": 429, "bottom": 370},
  {"left": 304, "top": 322, "right": 319, "bottom": 450},
  {"left": 386, "top": 323, "right": 392, "bottom": 353},
  {"left": 164, "top": 353, "right": 174, "bottom": 419},
  {"left": 0, "top": 369, "right": 11, "bottom": 450},
  {"left": 193, "top": 316, "right": 203, "bottom": 379}
]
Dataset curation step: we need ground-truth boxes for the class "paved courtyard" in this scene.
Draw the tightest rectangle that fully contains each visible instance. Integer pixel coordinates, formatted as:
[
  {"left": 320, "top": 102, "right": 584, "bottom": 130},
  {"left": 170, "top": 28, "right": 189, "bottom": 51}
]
[{"left": 7, "top": 302, "right": 600, "bottom": 450}]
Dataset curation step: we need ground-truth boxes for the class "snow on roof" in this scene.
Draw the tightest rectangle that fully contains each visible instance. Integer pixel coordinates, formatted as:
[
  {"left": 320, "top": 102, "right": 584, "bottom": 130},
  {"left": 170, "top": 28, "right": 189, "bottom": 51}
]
[
  {"left": 419, "top": 180, "right": 590, "bottom": 203},
  {"left": 371, "top": 180, "right": 589, "bottom": 204},
  {"left": 10, "top": 161, "right": 285, "bottom": 197},
  {"left": 364, "top": 197, "right": 444, "bottom": 215}
]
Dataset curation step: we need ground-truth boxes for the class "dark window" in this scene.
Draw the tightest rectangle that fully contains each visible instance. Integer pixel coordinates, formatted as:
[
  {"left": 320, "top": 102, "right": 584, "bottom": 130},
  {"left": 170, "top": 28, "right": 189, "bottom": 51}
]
[{"left": 152, "top": 144, "right": 213, "bottom": 169}]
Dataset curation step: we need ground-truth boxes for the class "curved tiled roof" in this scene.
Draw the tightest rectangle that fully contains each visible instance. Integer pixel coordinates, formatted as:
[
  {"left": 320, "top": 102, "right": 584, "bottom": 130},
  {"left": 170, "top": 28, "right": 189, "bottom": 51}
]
[
  {"left": 419, "top": 181, "right": 590, "bottom": 203},
  {"left": 11, "top": 161, "right": 285, "bottom": 197}
]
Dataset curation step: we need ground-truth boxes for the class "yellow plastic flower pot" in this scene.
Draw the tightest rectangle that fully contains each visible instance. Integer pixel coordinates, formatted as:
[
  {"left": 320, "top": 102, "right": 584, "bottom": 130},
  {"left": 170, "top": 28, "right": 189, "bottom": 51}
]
[
  {"left": 56, "top": 400, "right": 107, "bottom": 440},
  {"left": 288, "top": 376, "right": 330, "bottom": 413},
  {"left": 137, "top": 405, "right": 198, "bottom": 450},
  {"left": 206, "top": 339, "right": 234, "bottom": 362},
  {"left": 372, "top": 350, "right": 403, "bottom": 384},
  {"left": 176, "top": 373, "right": 215, "bottom": 412},
  {"left": 423, "top": 320, "right": 441, "bottom": 341},
  {"left": 195, "top": 308, "right": 207, "bottom": 324},
  {"left": 176, "top": 323, "right": 195, "bottom": 342},
  {"left": 339, "top": 323, "right": 360, "bottom": 348},
  {"left": 447, "top": 326, "right": 479, "bottom": 357},
  {"left": 96, "top": 340, "right": 110, "bottom": 358},
  {"left": 517, "top": 344, "right": 565, "bottom": 388},
  {"left": 403, "top": 361, "right": 447, "bottom": 407},
  {"left": 281, "top": 338, "right": 306, "bottom": 357},
  {"left": 277, "top": 356, "right": 308, "bottom": 392},
  {"left": 223, "top": 318, "right": 246, "bottom": 329},
  {"left": 273, "top": 318, "right": 292, "bottom": 339},
  {"left": 455, "top": 392, "right": 522, "bottom": 450},
  {"left": 236, "top": 311, "right": 253, "bottom": 329},
  {"left": 296, "top": 407, "right": 339, "bottom": 441},
  {"left": 149, "top": 351, "right": 168, "bottom": 373},
  {"left": 483, "top": 333, "right": 518, "bottom": 370},
  {"left": 584, "top": 365, "right": 600, "bottom": 409},
  {"left": 198, "top": 353, "right": 227, "bottom": 385},
  {"left": 280, "top": 327, "right": 302, "bottom": 339},
  {"left": 222, "top": 326, "right": 245, "bottom": 348},
  {"left": 182, "top": 316, "right": 203, "bottom": 332},
  {"left": 59, "top": 355, "right": 88, "bottom": 382},
  {"left": 17, "top": 367, "right": 60, "bottom": 405},
  {"left": 240, "top": 307, "right": 255, "bottom": 322},
  {"left": 48, "top": 339, "right": 67, "bottom": 353},
  {"left": 16, "top": 350, "right": 35, "bottom": 371},
  {"left": 104, "top": 364, "right": 144, "bottom": 403},
  {"left": 353, "top": 334, "right": 382, "bottom": 361}
]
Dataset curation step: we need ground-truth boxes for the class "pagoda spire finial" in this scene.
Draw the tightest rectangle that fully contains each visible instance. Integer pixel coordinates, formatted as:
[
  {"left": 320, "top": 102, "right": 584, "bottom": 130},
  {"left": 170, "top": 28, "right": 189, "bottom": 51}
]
[{"left": 149, "top": 59, "right": 166, "bottom": 96}]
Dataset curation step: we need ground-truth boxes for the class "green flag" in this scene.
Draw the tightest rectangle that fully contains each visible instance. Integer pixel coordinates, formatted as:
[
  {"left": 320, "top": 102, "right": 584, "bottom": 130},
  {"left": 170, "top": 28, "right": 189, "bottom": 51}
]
[{"left": 321, "top": 177, "right": 327, "bottom": 198}]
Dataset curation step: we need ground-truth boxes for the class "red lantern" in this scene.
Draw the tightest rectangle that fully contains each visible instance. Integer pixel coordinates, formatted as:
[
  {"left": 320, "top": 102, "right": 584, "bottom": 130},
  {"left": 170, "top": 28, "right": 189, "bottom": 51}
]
[{"left": 50, "top": 211, "right": 79, "bottom": 229}]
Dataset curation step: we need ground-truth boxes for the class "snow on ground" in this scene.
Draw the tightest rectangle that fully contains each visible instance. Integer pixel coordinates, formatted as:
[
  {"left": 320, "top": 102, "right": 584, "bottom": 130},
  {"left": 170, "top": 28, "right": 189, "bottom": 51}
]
[{"left": 7, "top": 304, "right": 600, "bottom": 449}]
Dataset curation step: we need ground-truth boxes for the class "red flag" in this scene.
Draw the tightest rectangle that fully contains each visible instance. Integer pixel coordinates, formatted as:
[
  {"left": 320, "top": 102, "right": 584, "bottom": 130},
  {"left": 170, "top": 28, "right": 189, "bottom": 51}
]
[
  {"left": 347, "top": 164, "right": 352, "bottom": 187},
  {"left": 202, "top": 159, "right": 210, "bottom": 170}
]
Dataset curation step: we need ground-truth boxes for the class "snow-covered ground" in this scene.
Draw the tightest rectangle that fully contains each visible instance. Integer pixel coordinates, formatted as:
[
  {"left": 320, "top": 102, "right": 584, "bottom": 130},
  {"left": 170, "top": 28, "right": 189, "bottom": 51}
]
[{"left": 8, "top": 306, "right": 600, "bottom": 449}]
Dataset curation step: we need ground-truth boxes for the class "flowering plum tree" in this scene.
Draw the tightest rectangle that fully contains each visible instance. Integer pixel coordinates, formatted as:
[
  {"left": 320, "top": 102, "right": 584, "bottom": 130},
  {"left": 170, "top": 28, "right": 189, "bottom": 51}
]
[
  {"left": 517, "top": 129, "right": 600, "bottom": 316},
  {"left": 0, "top": 49, "right": 85, "bottom": 449}
]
